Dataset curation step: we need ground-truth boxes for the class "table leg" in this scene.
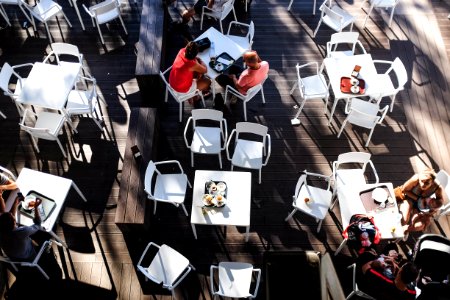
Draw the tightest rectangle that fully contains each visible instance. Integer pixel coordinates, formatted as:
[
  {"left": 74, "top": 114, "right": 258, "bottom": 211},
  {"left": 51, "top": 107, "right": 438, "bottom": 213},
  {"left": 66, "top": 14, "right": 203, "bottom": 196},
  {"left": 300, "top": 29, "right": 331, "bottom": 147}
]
[
  {"left": 245, "top": 226, "right": 249, "bottom": 242},
  {"left": 48, "top": 229, "right": 68, "bottom": 248},
  {"left": 191, "top": 224, "right": 198, "bottom": 239},
  {"left": 72, "top": 182, "right": 88, "bottom": 202},
  {"left": 328, "top": 98, "right": 339, "bottom": 126}
]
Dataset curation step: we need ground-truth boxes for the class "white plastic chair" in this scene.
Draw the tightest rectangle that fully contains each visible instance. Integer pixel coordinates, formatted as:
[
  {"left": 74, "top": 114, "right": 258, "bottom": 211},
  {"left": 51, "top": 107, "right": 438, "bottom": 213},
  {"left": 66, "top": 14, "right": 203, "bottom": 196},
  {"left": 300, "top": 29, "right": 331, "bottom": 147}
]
[
  {"left": 370, "top": 57, "right": 408, "bottom": 112},
  {"left": 82, "top": 0, "right": 128, "bottom": 45},
  {"left": 200, "top": 0, "right": 237, "bottom": 33},
  {"left": 313, "top": 0, "right": 355, "bottom": 38},
  {"left": 43, "top": 42, "right": 86, "bottom": 74},
  {"left": 19, "top": 108, "right": 76, "bottom": 158},
  {"left": 285, "top": 170, "right": 333, "bottom": 233},
  {"left": 144, "top": 160, "right": 191, "bottom": 216},
  {"left": 0, "top": 62, "right": 33, "bottom": 117},
  {"left": 225, "top": 21, "right": 255, "bottom": 52},
  {"left": 0, "top": 0, "right": 29, "bottom": 26},
  {"left": 337, "top": 98, "right": 389, "bottom": 147},
  {"left": 65, "top": 75, "right": 105, "bottom": 131},
  {"left": 137, "top": 242, "right": 194, "bottom": 299},
  {"left": 331, "top": 151, "right": 379, "bottom": 200},
  {"left": 224, "top": 75, "right": 267, "bottom": 122},
  {"left": 289, "top": 62, "right": 329, "bottom": 125},
  {"left": 361, "top": 0, "right": 400, "bottom": 28},
  {"left": 160, "top": 66, "right": 205, "bottom": 123},
  {"left": 183, "top": 109, "right": 228, "bottom": 169},
  {"left": 210, "top": 262, "right": 261, "bottom": 299},
  {"left": 346, "top": 263, "right": 376, "bottom": 299},
  {"left": 0, "top": 240, "right": 60, "bottom": 280},
  {"left": 19, "top": 0, "right": 72, "bottom": 43},
  {"left": 326, "top": 32, "right": 367, "bottom": 59},
  {"left": 435, "top": 170, "right": 450, "bottom": 220},
  {"left": 226, "top": 122, "right": 271, "bottom": 184}
]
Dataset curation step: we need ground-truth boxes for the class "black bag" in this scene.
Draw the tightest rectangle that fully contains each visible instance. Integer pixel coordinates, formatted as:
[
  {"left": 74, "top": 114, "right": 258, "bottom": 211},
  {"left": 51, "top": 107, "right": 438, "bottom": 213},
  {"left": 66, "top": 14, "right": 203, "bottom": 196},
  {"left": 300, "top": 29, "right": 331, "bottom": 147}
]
[
  {"left": 342, "top": 214, "right": 381, "bottom": 253},
  {"left": 196, "top": 37, "right": 211, "bottom": 52}
]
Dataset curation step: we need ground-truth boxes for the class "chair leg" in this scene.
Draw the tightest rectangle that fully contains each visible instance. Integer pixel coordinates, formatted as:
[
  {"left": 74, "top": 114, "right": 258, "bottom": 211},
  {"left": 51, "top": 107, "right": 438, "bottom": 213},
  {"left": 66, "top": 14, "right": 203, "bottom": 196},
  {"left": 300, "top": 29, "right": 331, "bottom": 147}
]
[
  {"left": 365, "top": 127, "right": 375, "bottom": 147},
  {"left": 317, "top": 219, "right": 323, "bottom": 233},
  {"left": 243, "top": 101, "right": 247, "bottom": 121},
  {"left": 44, "top": 21, "right": 53, "bottom": 43},
  {"left": 334, "top": 239, "right": 347, "bottom": 256},
  {"left": 337, "top": 119, "right": 347, "bottom": 138},
  {"left": 287, "top": 0, "right": 294, "bottom": 11},
  {"left": 313, "top": 20, "right": 322, "bottom": 37},
  {"left": 0, "top": 110, "right": 6, "bottom": 119},
  {"left": 218, "top": 153, "right": 222, "bottom": 169},
  {"left": 179, "top": 101, "right": 182, "bottom": 122},
  {"left": 260, "top": 87, "right": 266, "bottom": 104},
  {"left": 284, "top": 208, "right": 297, "bottom": 221},
  {"left": 0, "top": 6, "right": 11, "bottom": 27},
  {"left": 191, "top": 151, "right": 194, "bottom": 168},
  {"left": 181, "top": 203, "right": 188, "bottom": 216},
  {"left": 96, "top": 22, "right": 105, "bottom": 44},
  {"left": 362, "top": 6, "right": 374, "bottom": 28},
  {"left": 200, "top": 13, "right": 204, "bottom": 30},
  {"left": 289, "top": 82, "right": 298, "bottom": 95},
  {"left": 219, "top": 20, "right": 223, "bottom": 34},
  {"left": 118, "top": 15, "right": 128, "bottom": 35},
  {"left": 61, "top": 11, "right": 72, "bottom": 27},
  {"left": 55, "top": 137, "right": 67, "bottom": 158},
  {"left": 35, "top": 265, "right": 50, "bottom": 280},
  {"left": 153, "top": 200, "right": 157, "bottom": 214},
  {"left": 388, "top": 8, "right": 395, "bottom": 27},
  {"left": 258, "top": 169, "right": 261, "bottom": 184}
]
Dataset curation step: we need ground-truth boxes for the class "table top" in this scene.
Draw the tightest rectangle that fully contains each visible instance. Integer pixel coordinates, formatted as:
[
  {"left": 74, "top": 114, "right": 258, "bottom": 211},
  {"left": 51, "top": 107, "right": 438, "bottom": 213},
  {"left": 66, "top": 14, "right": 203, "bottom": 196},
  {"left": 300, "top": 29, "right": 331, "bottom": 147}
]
[
  {"left": 191, "top": 170, "right": 251, "bottom": 227},
  {"left": 323, "top": 54, "right": 380, "bottom": 100},
  {"left": 17, "top": 62, "right": 80, "bottom": 110},
  {"left": 337, "top": 182, "right": 404, "bottom": 239},
  {"left": 5, "top": 168, "right": 73, "bottom": 232},
  {"left": 195, "top": 27, "right": 247, "bottom": 80}
]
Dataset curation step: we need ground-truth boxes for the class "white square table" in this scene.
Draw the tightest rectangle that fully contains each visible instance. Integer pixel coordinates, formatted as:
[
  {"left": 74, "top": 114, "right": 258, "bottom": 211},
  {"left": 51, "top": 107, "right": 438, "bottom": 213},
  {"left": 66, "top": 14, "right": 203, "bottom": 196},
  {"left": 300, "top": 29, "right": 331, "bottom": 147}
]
[
  {"left": 5, "top": 168, "right": 88, "bottom": 247},
  {"left": 16, "top": 62, "right": 80, "bottom": 111},
  {"left": 334, "top": 182, "right": 404, "bottom": 255},
  {"left": 322, "top": 54, "right": 381, "bottom": 125},
  {"left": 194, "top": 27, "right": 247, "bottom": 96},
  {"left": 190, "top": 170, "right": 252, "bottom": 241}
]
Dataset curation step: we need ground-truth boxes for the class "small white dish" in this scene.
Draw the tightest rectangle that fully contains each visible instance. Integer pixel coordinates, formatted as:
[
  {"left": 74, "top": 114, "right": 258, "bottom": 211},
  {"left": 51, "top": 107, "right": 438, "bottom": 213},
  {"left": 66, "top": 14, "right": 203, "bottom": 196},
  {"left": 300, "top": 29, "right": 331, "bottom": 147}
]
[
  {"left": 350, "top": 77, "right": 359, "bottom": 85},
  {"left": 202, "top": 194, "right": 214, "bottom": 206},
  {"left": 350, "top": 85, "right": 360, "bottom": 94},
  {"left": 216, "top": 182, "right": 226, "bottom": 192},
  {"left": 215, "top": 63, "right": 224, "bottom": 72},
  {"left": 213, "top": 195, "right": 227, "bottom": 207},
  {"left": 373, "top": 187, "right": 388, "bottom": 204}
]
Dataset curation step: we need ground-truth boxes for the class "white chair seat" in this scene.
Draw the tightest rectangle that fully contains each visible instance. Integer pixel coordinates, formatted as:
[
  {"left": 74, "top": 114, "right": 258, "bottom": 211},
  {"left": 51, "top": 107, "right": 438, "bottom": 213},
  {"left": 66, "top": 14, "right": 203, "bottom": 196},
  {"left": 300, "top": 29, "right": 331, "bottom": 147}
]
[
  {"left": 345, "top": 99, "right": 379, "bottom": 129},
  {"left": 303, "top": 74, "right": 329, "bottom": 96},
  {"left": 92, "top": 7, "right": 119, "bottom": 24},
  {"left": 323, "top": 6, "right": 353, "bottom": 32},
  {"left": 34, "top": 111, "right": 66, "bottom": 137},
  {"left": 373, "top": 73, "right": 396, "bottom": 94},
  {"left": 154, "top": 173, "right": 189, "bottom": 205},
  {"left": 33, "top": 0, "right": 62, "bottom": 21},
  {"left": 191, "top": 127, "right": 222, "bottom": 154},
  {"left": 65, "top": 91, "right": 91, "bottom": 114},
  {"left": 145, "top": 244, "right": 190, "bottom": 286},
  {"left": 217, "top": 262, "right": 254, "bottom": 298},
  {"left": 232, "top": 140, "right": 264, "bottom": 169},
  {"left": 335, "top": 169, "right": 367, "bottom": 188},
  {"left": 295, "top": 184, "right": 332, "bottom": 220}
]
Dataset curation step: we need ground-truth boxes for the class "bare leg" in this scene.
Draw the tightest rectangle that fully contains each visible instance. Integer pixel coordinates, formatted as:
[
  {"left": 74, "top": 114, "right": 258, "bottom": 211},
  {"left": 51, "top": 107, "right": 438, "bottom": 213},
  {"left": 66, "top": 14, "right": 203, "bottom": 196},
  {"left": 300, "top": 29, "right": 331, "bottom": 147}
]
[
  {"left": 398, "top": 199, "right": 412, "bottom": 225},
  {"left": 182, "top": 8, "right": 195, "bottom": 23},
  {"left": 197, "top": 77, "right": 211, "bottom": 92}
]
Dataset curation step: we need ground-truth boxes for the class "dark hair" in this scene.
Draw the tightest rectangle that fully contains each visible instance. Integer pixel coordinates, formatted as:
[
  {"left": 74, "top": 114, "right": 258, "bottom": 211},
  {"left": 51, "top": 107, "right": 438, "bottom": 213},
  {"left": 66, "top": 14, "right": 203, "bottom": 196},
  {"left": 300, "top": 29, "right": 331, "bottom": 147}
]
[
  {"left": 0, "top": 213, "right": 15, "bottom": 233},
  {"left": 400, "top": 262, "right": 419, "bottom": 283},
  {"left": 185, "top": 42, "right": 199, "bottom": 60}
]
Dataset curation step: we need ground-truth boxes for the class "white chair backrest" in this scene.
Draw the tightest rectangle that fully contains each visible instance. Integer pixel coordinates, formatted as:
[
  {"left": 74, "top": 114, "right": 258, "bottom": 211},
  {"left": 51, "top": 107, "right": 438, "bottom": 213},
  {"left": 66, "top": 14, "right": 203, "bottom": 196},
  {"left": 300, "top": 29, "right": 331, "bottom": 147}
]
[
  {"left": 294, "top": 173, "right": 308, "bottom": 197},
  {"left": 144, "top": 161, "right": 158, "bottom": 197},
  {"left": 235, "top": 121, "right": 268, "bottom": 137},
  {"left": 329, "top": 31, "right": 359, "bottom": 45},
  {"left": 191, "top": 109, "right": 223, "bottom": 122},
  {"left": 0, "top": 62, "right": 14, "bottom": 93},
  {"left": 391, "top": 57, "right": 408, "bottom": 88},
  {"left": 220, "top": 0, "right": 234, "bottom": 20},
  {"left": 336, "top": 151, "right": 371, "bottom": 165},
  {"left": 436, "top": 170, "right": 450, "bottom": 202},
  {"left": 320, "top": 0, "right": 342, "bottom": 24},
  {"left": 243, "top": 74, "right": 267, "bottom": 100},
  {"left": 92, "top": 0, "right": 118, "bottom": 18},
  {"left": 50, "top": 42, "right": 82, "bottom": 63},
  {"left": 19, "top": 124, "right": 53, "bottom": 139}
]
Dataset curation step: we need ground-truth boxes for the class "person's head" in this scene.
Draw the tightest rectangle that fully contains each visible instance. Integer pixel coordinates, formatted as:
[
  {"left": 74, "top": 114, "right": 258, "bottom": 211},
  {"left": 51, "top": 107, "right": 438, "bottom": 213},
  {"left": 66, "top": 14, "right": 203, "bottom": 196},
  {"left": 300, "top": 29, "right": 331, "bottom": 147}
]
[
  {"left": 0, "top": 212, "right": 16, "bottom": 234},
  {"left": 243, "top": 51, "right": 261, "bottom": 69},
  {"left": 418, "top": 168, "right": 437, "bottom": 190},
  {"left": 427, "top": 197, "right": 443, "bottom": 210},
  {"left": 185, "top": 41, "right": 199, "bottom": 60},
  {"left": 399, "top": 262, "right": 419, "bottom": 284}
]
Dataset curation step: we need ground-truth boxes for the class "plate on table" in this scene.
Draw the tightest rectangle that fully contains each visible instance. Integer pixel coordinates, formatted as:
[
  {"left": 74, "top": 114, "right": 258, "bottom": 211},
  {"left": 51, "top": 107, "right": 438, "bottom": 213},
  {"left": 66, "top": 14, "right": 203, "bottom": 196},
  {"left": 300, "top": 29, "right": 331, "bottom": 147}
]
[
  {"left": 22, "top": 195, "right": 37, "bottom": 211},
  {"left": 212, "top": 194, "right": 227, "bottom": 207},
  {"left": 202, "top": 194, "right": 214, "bottom": 207},
  {"left": 205, "top": 181, "right": 227, "bottom": 197}
]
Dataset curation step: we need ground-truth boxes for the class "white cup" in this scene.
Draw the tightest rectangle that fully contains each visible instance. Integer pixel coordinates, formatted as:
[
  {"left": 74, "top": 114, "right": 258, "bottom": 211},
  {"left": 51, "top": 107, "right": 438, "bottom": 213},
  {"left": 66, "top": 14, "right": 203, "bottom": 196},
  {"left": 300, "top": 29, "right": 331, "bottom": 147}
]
[
  {"left": 351, "top": 85, "right": 360, "bottom": 94},
  {"left": 350, "top": 77, "right": 359, "bottom": 86}
]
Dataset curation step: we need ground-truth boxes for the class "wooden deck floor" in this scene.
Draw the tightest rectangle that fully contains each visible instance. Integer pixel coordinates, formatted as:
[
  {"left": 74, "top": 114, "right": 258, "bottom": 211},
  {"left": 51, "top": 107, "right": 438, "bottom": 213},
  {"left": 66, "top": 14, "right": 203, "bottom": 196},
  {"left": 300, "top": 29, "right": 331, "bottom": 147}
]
[{"left": 0, "top": 0, "right": 449, "bottom": 299}]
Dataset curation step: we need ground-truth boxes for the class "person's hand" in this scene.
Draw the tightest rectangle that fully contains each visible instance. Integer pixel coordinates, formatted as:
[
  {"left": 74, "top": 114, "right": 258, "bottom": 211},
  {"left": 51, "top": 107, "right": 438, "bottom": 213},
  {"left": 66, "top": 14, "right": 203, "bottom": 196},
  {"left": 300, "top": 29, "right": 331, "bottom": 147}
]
[
  {"left": 35, "top": 198, "right": 42, "bottom": 207},
  {"left": 228, "top": 74, "right": 236, "bottom": 79}
]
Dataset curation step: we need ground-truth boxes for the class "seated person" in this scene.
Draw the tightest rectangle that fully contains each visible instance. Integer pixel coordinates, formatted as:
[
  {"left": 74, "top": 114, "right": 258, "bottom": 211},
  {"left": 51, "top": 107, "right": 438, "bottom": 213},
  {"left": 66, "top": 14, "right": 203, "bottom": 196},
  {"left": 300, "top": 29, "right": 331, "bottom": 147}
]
[
  {"left": 356, "top": 244, "right": 418, "bottom": 300},
  {"left": 0, "top": 171, "right": 18, "bottom": 212},
  {"left": 181, "top": 0, "right": 230, "bottom": 23},
  {"left": 215, "top": 50, "right": 269, "bottom": 104},
  {"left": 0, "top": 193, "right": 43, "bottom": 261},
  {"left": 169, "top": 41, "right": 211, "bottom": 104},
  {"left": 394, "top": 168, "right": 444, "bottom": 238}
]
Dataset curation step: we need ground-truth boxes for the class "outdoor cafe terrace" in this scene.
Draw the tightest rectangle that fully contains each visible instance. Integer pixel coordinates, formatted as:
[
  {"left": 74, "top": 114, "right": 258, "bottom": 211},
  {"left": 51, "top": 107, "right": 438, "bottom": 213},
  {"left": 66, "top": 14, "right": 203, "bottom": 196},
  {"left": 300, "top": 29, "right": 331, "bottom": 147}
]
[{"left": 0, "top": 0, "right": 449, "bottom": 298}]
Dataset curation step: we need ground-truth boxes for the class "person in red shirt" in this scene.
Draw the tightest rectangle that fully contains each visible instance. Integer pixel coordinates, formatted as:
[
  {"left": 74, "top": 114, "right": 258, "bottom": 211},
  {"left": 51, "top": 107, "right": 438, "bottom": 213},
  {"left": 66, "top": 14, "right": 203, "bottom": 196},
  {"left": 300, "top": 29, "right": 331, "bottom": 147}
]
[
  {"left": 215, "top": 50, "right": 269, "bottom": 103},
  {"left": 169, "top": 41, "right": 211, "bottom": 103}
]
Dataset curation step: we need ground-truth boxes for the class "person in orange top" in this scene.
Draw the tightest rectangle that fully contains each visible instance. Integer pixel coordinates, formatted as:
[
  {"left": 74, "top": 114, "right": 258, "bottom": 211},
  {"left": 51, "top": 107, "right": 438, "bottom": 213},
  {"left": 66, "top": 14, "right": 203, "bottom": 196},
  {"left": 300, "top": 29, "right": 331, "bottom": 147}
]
[{"left": 169, "top": 41, "right": 211, "bottom": 103}]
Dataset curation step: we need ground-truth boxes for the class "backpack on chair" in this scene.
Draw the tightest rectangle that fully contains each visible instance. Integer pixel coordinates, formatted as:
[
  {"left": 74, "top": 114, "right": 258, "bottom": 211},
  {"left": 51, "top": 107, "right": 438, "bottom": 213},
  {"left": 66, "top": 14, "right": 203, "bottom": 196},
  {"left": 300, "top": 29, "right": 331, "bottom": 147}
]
[{"left": 342, "top": 214, "right": 381, "bottom": 254}]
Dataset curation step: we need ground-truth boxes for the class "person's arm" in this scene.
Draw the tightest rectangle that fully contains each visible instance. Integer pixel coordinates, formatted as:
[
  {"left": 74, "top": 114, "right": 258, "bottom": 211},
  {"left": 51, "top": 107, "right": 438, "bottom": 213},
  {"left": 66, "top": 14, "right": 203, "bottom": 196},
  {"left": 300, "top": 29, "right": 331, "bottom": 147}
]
[
  {"left": 0, "top": 193, "right": 5, "bottom": 214},
  {"left": 190, "top": 59, "right": 207, "bottom": 74},
  {"left": 207, "top": 0, "right": 214, "bottom": 8},
  {"left": 33, "top": 198, "right": 42, "bottom": 225},
  {"left": 0, "top": 180, "right": 18, "bottom": 191},
  {"left": 9, "top": 195, "right": 20, "bottom": 216}
]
